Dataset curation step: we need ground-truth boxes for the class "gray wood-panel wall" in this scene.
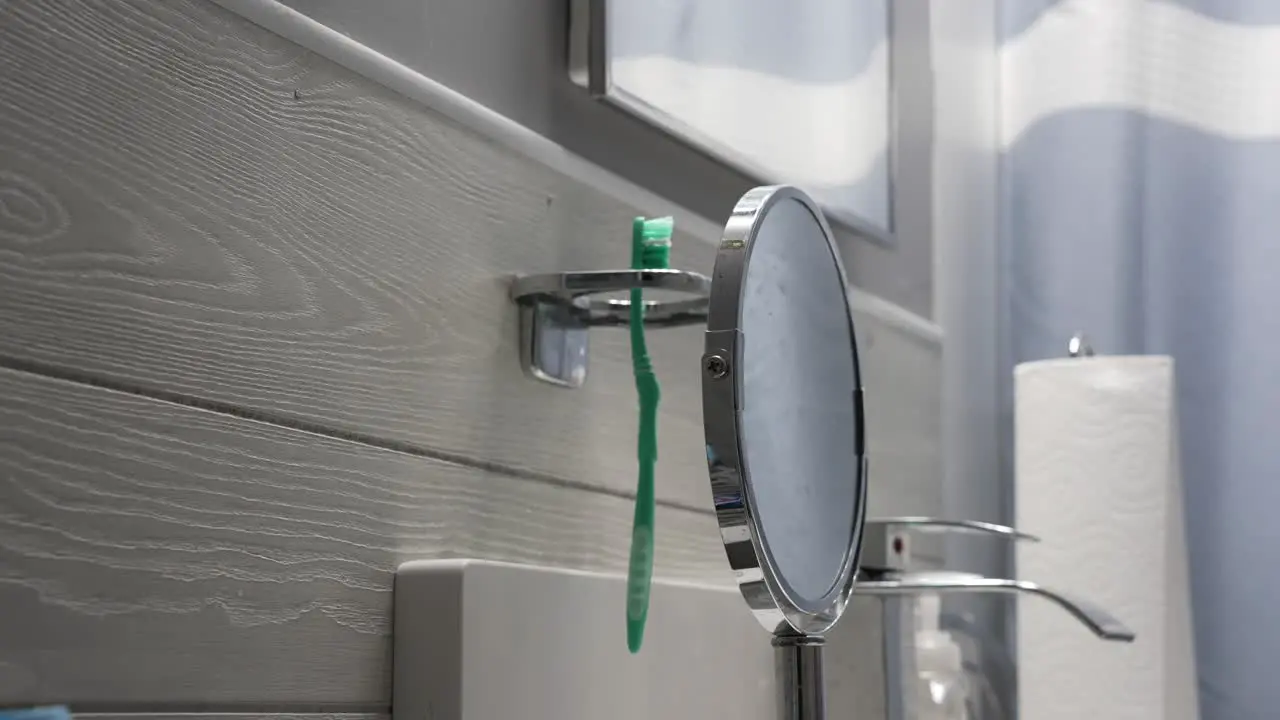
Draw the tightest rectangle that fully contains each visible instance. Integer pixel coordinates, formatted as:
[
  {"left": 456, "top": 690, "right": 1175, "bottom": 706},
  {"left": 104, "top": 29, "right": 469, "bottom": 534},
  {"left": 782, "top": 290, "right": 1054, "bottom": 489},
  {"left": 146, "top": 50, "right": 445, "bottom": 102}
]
[
  {"left": 265, "top": 0, "right": 937, "bottom": 317},
  {"left": 0, "top": 0, "right": 941, "bottom": 716}
]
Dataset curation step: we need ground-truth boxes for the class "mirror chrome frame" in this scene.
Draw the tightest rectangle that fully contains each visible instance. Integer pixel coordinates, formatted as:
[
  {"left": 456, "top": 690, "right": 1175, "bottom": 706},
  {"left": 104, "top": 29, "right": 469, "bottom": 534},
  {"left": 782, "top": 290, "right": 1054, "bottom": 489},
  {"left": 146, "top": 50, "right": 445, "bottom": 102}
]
[{"left": 701, "top": 185, "right": 868, "bottom": 636}]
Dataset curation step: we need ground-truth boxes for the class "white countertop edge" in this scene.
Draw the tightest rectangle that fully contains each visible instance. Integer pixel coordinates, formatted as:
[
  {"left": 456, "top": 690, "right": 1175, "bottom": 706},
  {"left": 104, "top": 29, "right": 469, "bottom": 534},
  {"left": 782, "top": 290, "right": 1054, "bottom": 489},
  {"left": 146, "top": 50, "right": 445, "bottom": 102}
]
[{"left": 209, "top": 0, "right": 942, "bottom": 344}]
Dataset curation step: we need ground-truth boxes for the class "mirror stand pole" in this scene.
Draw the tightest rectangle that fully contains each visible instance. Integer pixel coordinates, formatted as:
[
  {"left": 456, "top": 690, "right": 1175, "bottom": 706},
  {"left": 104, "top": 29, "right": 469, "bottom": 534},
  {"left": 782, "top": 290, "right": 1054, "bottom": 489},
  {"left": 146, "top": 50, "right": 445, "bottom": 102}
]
[{"left": 773, "top": 634, "right": 826, "bottom": 720}]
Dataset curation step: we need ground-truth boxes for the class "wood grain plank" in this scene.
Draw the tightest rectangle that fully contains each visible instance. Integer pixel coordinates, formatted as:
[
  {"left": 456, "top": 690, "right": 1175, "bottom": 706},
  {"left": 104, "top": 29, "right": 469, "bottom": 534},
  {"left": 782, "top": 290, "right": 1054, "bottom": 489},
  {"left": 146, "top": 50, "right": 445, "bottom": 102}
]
[
  {"left": 0, "top": 0, "right": 940, "bottom": 513},
  {"left": 0, "top": 368, "right": 729, "bottom": 706}
]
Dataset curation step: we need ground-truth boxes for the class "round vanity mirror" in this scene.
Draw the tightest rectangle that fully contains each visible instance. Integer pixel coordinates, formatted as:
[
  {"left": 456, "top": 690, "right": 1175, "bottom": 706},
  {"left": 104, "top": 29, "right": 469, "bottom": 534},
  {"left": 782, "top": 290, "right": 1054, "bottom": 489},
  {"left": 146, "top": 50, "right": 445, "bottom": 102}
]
[{"left": 701, "top": 185, "right": 867, "bottom": 638}]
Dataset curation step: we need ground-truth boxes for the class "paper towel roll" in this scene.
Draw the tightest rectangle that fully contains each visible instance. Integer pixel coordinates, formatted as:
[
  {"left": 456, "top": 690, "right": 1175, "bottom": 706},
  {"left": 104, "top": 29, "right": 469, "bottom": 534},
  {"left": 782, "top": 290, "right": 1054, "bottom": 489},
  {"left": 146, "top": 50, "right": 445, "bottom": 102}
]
[{"left": 1016, "top": 356, "right": 1198, "bottom": 720}]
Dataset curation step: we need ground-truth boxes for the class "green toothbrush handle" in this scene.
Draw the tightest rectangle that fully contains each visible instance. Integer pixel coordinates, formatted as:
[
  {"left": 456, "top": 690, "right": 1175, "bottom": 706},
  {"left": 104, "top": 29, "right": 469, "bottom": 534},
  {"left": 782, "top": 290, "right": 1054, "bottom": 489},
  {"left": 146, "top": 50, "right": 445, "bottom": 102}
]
[
  {"left": 626, "top": 215, "right": 670, "bottom": 653},
  {"left": 626, "top": 451, "right": 656, "bottom": 653},
  {"left": 626, "top": 284, "right": 660, "bottom": 653}
]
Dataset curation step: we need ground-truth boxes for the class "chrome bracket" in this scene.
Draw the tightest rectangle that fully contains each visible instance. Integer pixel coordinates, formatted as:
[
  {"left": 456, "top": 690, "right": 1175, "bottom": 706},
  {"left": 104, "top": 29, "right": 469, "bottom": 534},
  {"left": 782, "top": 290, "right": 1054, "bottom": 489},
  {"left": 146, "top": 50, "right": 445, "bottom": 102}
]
[{"left": 509, "top": 269, "right": 711, "bottom": 388}]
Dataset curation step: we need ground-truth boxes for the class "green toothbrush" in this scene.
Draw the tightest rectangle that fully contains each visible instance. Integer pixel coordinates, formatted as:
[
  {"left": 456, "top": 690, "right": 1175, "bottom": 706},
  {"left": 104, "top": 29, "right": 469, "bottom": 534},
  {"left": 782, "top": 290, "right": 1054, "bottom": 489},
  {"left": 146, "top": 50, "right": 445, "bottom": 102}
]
[{"left": 626, "top": 215, "right": 673, "bottom": 653}]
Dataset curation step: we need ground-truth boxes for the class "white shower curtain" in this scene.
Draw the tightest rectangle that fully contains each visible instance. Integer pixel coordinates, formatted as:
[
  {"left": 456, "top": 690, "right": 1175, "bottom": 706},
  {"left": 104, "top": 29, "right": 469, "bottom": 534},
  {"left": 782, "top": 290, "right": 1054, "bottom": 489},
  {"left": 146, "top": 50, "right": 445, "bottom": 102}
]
[{"left": 1000, "top": 1, "right": 1280, "bottom": 717}]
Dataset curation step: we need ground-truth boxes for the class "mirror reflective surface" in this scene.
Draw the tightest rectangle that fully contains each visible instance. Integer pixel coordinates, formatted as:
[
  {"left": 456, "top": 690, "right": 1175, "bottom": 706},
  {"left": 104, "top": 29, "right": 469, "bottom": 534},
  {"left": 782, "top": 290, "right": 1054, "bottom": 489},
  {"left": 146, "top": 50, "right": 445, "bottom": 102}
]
[
  {"left": 575, "top": 0, "right": 893, "bottom": 230},
  {"left": 702, "top": 185, "right": 866, "bottom": 636},
  {"left": 740, "top": 198, "right": 862, "bottom": 606}
]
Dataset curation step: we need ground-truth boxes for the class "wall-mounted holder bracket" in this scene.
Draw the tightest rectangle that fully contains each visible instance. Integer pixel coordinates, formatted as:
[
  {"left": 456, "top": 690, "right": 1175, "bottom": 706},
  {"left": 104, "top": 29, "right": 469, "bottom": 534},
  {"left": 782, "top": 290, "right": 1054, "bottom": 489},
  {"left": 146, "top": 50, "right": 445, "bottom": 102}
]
[{"left": 509, "top": 269, "right": 710, "bottom": 388}]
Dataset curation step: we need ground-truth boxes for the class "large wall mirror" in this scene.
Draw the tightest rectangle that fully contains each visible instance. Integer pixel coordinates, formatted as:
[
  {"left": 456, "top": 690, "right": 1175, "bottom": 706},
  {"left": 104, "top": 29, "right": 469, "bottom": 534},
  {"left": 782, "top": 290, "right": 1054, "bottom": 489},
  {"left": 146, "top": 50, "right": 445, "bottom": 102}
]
[{"left": 570, "top": 0, "right": 894, "bottom": 233}]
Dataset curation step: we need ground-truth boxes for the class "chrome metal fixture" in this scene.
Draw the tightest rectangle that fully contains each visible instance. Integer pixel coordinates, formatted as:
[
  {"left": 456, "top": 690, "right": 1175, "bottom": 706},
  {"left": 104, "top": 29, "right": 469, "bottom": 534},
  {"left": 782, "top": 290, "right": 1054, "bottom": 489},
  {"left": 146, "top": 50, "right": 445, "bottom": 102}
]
[
  {"left": 858, "top": 517, "right": 1135, "bottom": 720},
  {"left": 509, "top": 268, "right": 710, "bottom": 388},
  {"left": 700, "top": 185, "right": 867, "bottom": 720}
]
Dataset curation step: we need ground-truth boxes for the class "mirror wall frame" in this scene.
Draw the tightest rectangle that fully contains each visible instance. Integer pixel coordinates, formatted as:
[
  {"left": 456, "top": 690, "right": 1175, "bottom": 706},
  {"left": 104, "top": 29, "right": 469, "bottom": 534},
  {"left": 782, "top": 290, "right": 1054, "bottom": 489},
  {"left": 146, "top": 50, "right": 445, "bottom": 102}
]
[{"left": 567, "top": 0, "right": 898, "bottom": 238}]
